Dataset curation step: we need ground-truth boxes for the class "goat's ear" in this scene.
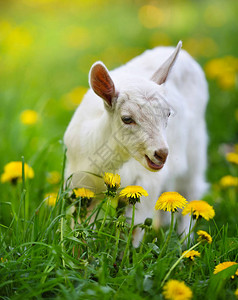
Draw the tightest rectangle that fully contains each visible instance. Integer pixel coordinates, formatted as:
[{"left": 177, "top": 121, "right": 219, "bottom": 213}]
[
  {"left": 151, "top": 41, "right": 182, "bottom": 85},
  {"left": 89, "top": 62, "right": 117, "bottom": 107}
]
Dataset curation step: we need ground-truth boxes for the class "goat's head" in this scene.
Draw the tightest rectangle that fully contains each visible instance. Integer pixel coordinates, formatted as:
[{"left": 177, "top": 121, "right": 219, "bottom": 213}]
[{"left": 89, "top": 41, "right": 182, "bottom": 172}]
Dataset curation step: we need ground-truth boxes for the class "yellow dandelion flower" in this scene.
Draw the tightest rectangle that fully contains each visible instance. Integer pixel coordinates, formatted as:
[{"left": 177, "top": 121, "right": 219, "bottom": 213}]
[
  {"left": 218, "top": 72, "right": 236, "bottom": 89},
  {"left": 182, "top": 250, "right": 201, "bottom": 261},
  {"left": 226, "top": 152, "right": 238, "bottom": 165},
  {"left": 104, "top": 172, "right": 121, "bottom": 189},
  {"left": 4, "top": 26, "right": 32, "bottom": 56},
  {"left": 235, "top": 288, "right": 238, "bottom": 298},
  {"left": 205, "top": 56, "right": 238, "bottom": 77},
  {"left": 20, "top": 109, "right": 39, "bottom": 125},
  {"left": 197, "top": 230, "right": 212, "bottom": 244},
  {"left": 47, "top": 171, "right": 61, "bottom": 185},
  {"left": 220, "top": 175, "right": 238, "bottom": 188},
  {"left": 162, "top": 279, "right": 193, "bottom": 300},
  {"left": 119, "top": 185, "right": 148, "bottom": 204},
  {"left": 104, "top": 172, "right": 121, "bottom": 196},
  {"left": 44, "top": 193, "right": 58, "bottom": 207},
  {"left": 120, "top": 185, "right": 148, "bottom": 198},
  {"left": 182, "top": 200, "right": 215, "bottom": 221},
  {"left": 1, "top": 161, "right": 34, "bottom": 184},
  {"left": 204, "top": 56, "right": 238, "bottom": 90},
  {"left": 74, "top": 188, "right": 95, "bottom": 199},
  {"left": 214, "top": 261, "right": 238, "bottom": 279},
  {"left": 155, "top": 192, "right": 187, "bottom": 212},
  {"left": 205, "top": 58, "right": 225, "bottom": 78}
]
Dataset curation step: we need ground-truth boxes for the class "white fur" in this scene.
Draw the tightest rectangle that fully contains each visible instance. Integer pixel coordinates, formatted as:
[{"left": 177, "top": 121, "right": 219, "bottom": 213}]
[{"left": 64, "top": 42, "right": 209, "bottom": 246}]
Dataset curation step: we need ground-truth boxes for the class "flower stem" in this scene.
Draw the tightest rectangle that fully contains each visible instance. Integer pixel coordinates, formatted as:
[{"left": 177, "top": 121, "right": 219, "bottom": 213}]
[
  {"left": 60, "top": 195, "right": 66, "bottom": 268},
  {"left": 161, "top": 241, "right": 201, "bottom": 287},
  {"left": 120, "top": 204, "right": 135, "bottom": 270},
  {"left": 112, "top": 228, "right": 120, "bottom": 263},
  {"left": 98, "top": 196, "right": 112, "bottom": 234},
  {"left": 21, "top": 157, "right": 26, "bottom": 235},
  {"left": 180, "top": 219, "right": 197, "bottom": 245},
  {"left": 139, "top": 231, "right": 146, "bottom": 255},
  {"left": 159, "top": 212, "right": 174, "bottom": 259}
]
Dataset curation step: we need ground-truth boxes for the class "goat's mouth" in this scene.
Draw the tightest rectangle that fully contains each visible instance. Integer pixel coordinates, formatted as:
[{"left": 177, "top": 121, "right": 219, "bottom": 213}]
[{"left": 145, "top": 155, "right": 164, "bottom": 171}]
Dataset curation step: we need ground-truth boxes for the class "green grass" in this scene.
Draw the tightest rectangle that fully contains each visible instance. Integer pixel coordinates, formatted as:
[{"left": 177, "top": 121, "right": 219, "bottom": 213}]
[
  {"left": 0, "top": 169, "right": 237, "bottom": 299},
  {"left": 0, "top": 0, "right": 238, "bottom": 299}
]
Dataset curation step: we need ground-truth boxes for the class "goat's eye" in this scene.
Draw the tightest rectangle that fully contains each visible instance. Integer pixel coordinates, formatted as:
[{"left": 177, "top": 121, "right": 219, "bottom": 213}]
[
  {"left": 168, "top": 112, "right": 171, "bottom": 117},
  {"left": 121, "top": 116, "right": 135, "bottom": 124}
]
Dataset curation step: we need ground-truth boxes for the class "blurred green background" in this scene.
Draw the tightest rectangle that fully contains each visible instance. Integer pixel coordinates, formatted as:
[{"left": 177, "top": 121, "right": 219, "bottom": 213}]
[{"left": 0, "top": 0, "right": 237, "bottom": 219}]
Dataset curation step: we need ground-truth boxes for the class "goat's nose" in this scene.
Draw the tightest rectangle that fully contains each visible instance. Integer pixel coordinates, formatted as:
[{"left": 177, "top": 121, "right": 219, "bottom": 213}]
[{"left": 154, "top": 148, "right": 168, "bottom": 164}]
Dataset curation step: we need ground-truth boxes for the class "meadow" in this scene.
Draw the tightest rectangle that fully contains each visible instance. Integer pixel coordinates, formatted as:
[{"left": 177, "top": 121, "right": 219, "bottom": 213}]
[{"left": 0, "top": 0, "right": 238, "bottom": 299}]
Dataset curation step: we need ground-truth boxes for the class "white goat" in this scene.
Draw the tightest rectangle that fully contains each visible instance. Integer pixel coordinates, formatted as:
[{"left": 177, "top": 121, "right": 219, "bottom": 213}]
[{"left": 64, "top": 41, "right": 208, "bottom": 245}]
